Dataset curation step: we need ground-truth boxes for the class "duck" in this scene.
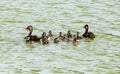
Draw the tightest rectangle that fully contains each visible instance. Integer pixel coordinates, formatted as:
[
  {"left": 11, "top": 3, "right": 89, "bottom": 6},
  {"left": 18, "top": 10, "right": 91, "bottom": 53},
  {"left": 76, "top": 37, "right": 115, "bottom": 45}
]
[
  {"left": 82, "top": 24, "right": 95, "bottom": 38},
  {"left": 42, "top": 36, "right": 49, "bottom": 44},
  {"left": 73, "top": 35, "right": 80, "bottom": 42},
  {"left": 73, "top": 35, "right": 79, "bottom": 46},
  {"left": 59, "top": 32, "right": 66, "bottom": 41},
  {"left": 25, "top": 26, "right": 40, "bottom": 42},
  {"left": 67, "top": 30, "right": 72, "bottom": 42},
  {"left": 54, "top": 37, "right": 60, "bottom": 43},
  {"left": 46, "top": 35, "right": 51, "bottom": 42},
  {"left": 47, "top": 30, "right": 53, "bottom": 42},
  {"left": 48, "top": 30, "right": 53, "bottom": 37},
  {"left": 76, "top": 32, "right": 82, "bottom": 40}
]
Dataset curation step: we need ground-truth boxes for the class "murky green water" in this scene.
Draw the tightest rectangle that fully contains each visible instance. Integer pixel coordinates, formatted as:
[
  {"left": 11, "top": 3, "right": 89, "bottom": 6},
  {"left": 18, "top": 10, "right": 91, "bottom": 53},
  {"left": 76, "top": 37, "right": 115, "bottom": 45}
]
[{"left": 0, "top": 0, "right": 120, "bottom": 74}]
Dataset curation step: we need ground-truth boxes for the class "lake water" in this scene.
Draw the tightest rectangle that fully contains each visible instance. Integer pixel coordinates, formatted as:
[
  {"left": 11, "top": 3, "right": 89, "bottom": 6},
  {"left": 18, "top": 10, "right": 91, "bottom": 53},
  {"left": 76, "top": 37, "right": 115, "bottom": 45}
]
[{"left": 0, "top": 0, "right": 120, "bottom": 74}]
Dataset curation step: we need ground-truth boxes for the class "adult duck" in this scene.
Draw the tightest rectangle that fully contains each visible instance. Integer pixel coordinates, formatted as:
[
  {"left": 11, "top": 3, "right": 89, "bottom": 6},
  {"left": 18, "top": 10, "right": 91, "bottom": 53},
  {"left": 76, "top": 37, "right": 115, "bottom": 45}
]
[
  {"left": 25, "top": 26, "right": 40, "bottom": 41},
  {"left": 82, "top": 24, "right": 95, "bottom": 38}
]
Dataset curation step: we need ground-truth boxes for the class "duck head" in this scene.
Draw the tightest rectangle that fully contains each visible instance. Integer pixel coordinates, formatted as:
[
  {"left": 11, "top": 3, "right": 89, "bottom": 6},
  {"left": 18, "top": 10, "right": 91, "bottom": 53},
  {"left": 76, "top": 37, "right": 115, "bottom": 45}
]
[
  {"left": 42, "top": 32, "right": 46, "bottom": 37},
  {"left": 25, "top": 26, "right": 33, "bottom": 31},
  {"left": 84, "top": 24, "right": 89, "bottom": 29},
  {"left": 48, "top": 30, "right": 52, "bottom": 37},
  {"left": 49, "top": 30, "right": 52, "bottom": 34},
  {"left": 77, "top": 32, "right": 79, "bottom": 36},
  {"left": 59, "top": 32, "right": 62, "bottom": 36},
  {"left": 68, "top": 30, "right": 71, "bottom": 34}
]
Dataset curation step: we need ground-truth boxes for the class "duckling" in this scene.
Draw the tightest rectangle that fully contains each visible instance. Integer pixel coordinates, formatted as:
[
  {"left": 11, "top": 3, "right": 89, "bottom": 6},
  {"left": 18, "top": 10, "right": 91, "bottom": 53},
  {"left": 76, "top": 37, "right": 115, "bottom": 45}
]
[
  {"left": 54, "top": 38, "right": 60, "bottom": 43},
  {"left": 46, "top": 30, "right": 53, "bottom": 42},
  {"left": 48, "top": 30, "right": 53, "bottom": 37},
  {"left": 41, "top": 32, "right": 46, "bottom": 39},
  {"left": 73, "top": 35, "right": 80, "bottom": 42},
  {"left": 67, "top": 31, "right": 72, "bottom": 42},
  {"left": 76, "top": 32, "right": 82, "bottom": 40},
  {"left": 67, "top": 30, "right": 72, "bottom": 38},
  {"left": 62, "top": 34, "right": 66, "bottom": 41},
  {"left": 42, "top": 36, "right": 49, "bottom": 44},
  {"left": 25, "top": 26, "right": 40, "bottom": 42},
  {"left": 59, "top": 32, "right": 66, "bottom": 41},
  {"left": 82, "top": 24, "right": 95, "bottom": 38},
  {"left": 47, "top": 35, "right": 51, "bottom": 42},
  {"left": 73, "top": 35, "right": 79, "bottom": 46}
]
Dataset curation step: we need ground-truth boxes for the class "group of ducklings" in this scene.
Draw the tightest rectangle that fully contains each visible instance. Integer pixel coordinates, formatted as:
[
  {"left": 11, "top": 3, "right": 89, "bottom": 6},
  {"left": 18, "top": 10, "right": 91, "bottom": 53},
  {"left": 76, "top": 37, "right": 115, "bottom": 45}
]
[{"left": 25, "top": 24, "right": 95, "bottom": 45}]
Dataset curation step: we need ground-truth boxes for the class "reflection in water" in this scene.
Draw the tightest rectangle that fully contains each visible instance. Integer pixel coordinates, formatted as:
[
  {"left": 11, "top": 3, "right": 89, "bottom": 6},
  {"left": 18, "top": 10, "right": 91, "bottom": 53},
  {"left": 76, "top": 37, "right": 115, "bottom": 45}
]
[{"left": 25, "top": 42, "right": 35, "bottom": 48}]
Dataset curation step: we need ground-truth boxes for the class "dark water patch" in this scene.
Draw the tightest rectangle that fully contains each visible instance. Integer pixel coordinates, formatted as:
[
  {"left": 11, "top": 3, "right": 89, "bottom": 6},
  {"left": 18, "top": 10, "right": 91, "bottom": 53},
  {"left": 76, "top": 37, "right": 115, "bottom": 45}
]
[
  {"left": 5, "top": 61, "right": 15, "bottom": 64},
  {"left": 76, "top": 5, "right": 89, "bottom": 9},
  {"left": 33, "top": 19, "right": 46, "bottom": 23},
  {"left": 105, "top": 71, "right": 120, "bottom": 74},
  {"left": 0, "top": 6, "right": 6, "bottom": 8},
  {"left": 85, "top": 69, "right": 93, "bottom": 72},
  {"left": 71, "top": 20, "right": 89, "bottom": 24},
  {"left": 43, "top": 2, "right": 66, "bottom": 5},
  {"left": 2, "top": 19, "right": 25, "bottom": 23},
  {"left": 14, "top": 68, "right": 23, "bottom": 74},
  {"left": 95, "top": 52, "right": 108, "bottom": 56},
  {"left": 0, "top": 38, "right": 4, "bottom": 41},
  {"left": 105, "top": 34, "right": 120, "bottom": 38},
  {"left": 95, "top": 63, "right": 111, "bottom": 69},
  {"left": 0, "top": 6, "right": 32, "bottom": 14},
  {"left": 21, "top": 1, "right": 38, "bottom": 5},
  {"left": 61, "top": 55, "right": 72, "bottom": 59},
  {"left": 31, "top": 69, "right": 41, "bottom": 74},
  {"left": 22, "top": 11, "right": 32, "bottom": 14},
  {"left": 52, "top": 67, "right": 84, "bottom": 74},
  {"left": 0, "top": 6, "right": 20, "bottom": 12},
  {"left": 115, "top": 53, "right": 120, "bottom": 57},
  {"left": 46, "top": 59, "right": 53, "bottom": 62}
]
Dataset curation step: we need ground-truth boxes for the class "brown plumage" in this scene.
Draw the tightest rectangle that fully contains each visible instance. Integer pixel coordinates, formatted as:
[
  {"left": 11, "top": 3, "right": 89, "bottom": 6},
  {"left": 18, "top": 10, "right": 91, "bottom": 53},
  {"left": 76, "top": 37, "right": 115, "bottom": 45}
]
[
  {"left": 82, "top": 24, "right": 95, "bottom": 38},
  {"left": 25, "top": 26, "right": 40, "bottom": 42}
]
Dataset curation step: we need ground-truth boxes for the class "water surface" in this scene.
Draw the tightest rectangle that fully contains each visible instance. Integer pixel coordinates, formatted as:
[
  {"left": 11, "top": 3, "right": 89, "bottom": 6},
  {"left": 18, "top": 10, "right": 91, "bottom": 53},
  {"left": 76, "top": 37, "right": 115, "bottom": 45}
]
[{"left": 0, "top": 0, "right": 120, "bottom": 74}]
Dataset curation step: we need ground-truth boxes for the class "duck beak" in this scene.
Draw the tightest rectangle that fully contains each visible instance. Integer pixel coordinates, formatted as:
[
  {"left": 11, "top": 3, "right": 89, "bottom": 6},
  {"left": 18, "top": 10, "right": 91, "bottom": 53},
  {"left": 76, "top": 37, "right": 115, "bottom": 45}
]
[{"left": 25, "top": 28, "right": 28, "bottom": 30}]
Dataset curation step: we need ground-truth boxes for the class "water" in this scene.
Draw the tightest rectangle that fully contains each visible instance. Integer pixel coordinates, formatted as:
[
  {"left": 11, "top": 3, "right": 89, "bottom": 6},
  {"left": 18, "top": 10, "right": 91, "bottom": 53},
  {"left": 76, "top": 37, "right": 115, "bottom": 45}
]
[{"left": 0, "top": 0, "right": 120, "bottom": 74}]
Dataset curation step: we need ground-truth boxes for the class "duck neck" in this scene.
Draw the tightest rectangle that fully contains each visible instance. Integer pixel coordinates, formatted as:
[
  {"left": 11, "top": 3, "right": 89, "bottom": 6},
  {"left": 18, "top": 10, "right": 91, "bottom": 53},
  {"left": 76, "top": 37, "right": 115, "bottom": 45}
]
[
  {"left": 28, "top": 30, "right": 33, "bottom": 36},
  {"left": 85, "top": 28, "right": 88, "bottom": 34},
  {"left": 77, "top": 33, "right": 79, "bottom": 37},
  {"left": 59, "top": 33, "right": 62, "bottom": 37}
]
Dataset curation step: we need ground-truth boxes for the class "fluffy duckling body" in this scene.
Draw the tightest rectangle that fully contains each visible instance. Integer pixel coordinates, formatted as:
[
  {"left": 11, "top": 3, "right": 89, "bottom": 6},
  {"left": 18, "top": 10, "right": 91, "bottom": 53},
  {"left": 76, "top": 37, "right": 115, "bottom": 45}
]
[
  {"left": 42, "top": 36, "right": 49, "bottom": 44},
  {"left": 72, "top": 35, "right": 79, "bottom": 46},
  {"left": 76, "top": 32, "right": 82, "bottom": 40},
  {"left": 54, "top": 38, "right": 60, "bottom": 43},
  {"left": 59, "top": 32, "right": 66, "bottom": 41},
  {"left": 48, "top": 30, "right": 53, "bottom": 37}
]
